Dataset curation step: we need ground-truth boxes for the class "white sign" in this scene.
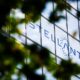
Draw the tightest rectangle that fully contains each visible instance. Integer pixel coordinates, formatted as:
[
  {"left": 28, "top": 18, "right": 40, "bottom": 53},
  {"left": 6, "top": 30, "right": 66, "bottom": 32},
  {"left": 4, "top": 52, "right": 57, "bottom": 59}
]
[{"left": 25, "top": 16, "right": 80, "bottom": 64}]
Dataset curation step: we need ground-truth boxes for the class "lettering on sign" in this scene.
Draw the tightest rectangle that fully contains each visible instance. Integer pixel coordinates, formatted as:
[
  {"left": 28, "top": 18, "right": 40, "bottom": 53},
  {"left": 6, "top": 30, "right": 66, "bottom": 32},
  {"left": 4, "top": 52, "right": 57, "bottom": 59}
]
[{"left": 28, "top": 23, "right": 80, "bottom": 59}]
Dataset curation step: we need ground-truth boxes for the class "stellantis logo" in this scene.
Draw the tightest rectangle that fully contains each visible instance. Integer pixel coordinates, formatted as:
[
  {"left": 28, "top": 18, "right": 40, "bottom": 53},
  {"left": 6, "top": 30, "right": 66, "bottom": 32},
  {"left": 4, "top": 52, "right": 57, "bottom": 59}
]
[{"left": 27, "top": 23, "right": 80, "bottom": 60}]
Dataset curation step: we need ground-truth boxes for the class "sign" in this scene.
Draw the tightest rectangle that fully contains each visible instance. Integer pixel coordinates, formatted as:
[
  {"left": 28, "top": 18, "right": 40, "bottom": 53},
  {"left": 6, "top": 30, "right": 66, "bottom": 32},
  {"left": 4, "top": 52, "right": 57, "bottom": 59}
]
[{"left": 24, "top": 16, "right": 80, "bottom": 64}]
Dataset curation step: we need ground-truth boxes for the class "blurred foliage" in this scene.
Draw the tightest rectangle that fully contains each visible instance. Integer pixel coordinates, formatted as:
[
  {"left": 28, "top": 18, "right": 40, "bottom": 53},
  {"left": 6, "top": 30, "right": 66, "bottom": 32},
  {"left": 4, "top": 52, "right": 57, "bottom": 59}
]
[
  {"left": 0, "top": 0, "right": 72, "bottom": 30},
  {"left": 0, "top": 0, "right": 80, "bottom": 80},
  {"left": 54, "top": 60, "right": 80, "bottom": 80}
]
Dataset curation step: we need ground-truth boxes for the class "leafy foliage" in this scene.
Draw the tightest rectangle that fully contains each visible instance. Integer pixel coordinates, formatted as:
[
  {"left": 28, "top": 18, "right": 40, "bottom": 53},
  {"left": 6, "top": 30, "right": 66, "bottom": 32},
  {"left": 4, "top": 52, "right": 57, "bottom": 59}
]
[
  {"left": 54, "top": 60, "right": 80, "bottom": 80},
  {"left": 0, "top": 0, "right": 80, "bottom": 80}
]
